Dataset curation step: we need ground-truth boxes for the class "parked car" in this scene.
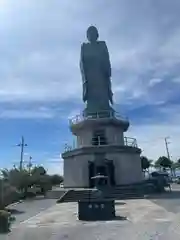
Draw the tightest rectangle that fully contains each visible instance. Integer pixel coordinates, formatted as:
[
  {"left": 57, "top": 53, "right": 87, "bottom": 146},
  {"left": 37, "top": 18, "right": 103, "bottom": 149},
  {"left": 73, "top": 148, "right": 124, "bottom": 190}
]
[
  {"left": 148, "top": 171, "right": 171, "bottom": 192},
  {"left": 176, "top": 177, "right": 180, "bottom": 184}
]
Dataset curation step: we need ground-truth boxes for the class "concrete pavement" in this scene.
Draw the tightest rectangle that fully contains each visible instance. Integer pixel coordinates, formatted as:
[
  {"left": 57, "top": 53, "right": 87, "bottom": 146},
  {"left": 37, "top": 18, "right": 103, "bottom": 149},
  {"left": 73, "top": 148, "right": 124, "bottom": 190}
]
[
  {"left": 7, "top": 197, "right": 57, "bottom": 224},
  {"left": 6, "top": 198, "right": 180, "bottom": 239},
  {"left": 2, "top": 185, "right": 180, "bottom": 239}
]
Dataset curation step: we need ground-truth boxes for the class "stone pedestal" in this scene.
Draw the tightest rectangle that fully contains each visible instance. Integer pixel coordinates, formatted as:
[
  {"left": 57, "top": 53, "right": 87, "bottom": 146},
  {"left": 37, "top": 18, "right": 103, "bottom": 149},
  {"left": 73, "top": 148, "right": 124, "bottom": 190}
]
[
  {"left": 78, "top": 199, "right": 115, "bottom": 221},
  {"left": 62, "top": 111, "right": 142, "bottom": 188}
]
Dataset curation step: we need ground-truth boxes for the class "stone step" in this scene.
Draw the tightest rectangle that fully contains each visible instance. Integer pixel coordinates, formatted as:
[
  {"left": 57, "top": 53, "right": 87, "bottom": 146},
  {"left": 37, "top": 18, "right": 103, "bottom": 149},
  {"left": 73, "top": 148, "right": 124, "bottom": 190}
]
[
  {"left": 47, "top": 183, "right": 147, "bottom": 201},
  {"left": 57, "top": 188, "right": 144, "bottom": 203},
  {"left": 46, "top": 189, "right": 67, "bottom": 199}
]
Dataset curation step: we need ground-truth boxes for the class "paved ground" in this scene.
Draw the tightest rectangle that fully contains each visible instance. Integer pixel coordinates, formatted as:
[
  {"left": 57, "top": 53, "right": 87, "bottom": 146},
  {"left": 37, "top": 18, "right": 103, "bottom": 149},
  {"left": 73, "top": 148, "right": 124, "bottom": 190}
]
[
  {"left": 7, "top": 197, "right": 57, "bottom": 224},
  {"left": 2, "top": 185, "right": 180, "bottom": 239}
]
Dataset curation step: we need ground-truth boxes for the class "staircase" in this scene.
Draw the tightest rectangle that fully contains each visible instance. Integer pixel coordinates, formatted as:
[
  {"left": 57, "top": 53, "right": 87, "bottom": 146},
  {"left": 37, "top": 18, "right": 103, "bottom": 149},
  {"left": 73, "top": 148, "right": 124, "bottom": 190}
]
[
  {"left": 57, "top": 189, "right": 99, "bottom": 203},
  {"left": 57, "top": 184, "right": 145, "bottom": 203},
  {"left": 46, "top": 189, "right": 66, "bottom": 199},
  {"left": 103, "top": 185, "right": 144, "bottom": 200}
]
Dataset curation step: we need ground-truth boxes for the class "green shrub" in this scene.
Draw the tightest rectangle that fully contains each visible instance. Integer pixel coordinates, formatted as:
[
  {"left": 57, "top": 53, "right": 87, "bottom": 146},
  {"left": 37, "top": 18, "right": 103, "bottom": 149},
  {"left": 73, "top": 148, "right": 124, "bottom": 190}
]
[
  {"left": 0, "top": 210, "right": 11, "bottom": 233},
  {"left": 0, "top": 182, "right": 20, "bottom": 209},
  {"left": 50, "top": 174, "right": 64, "bottom": 186},
  {"left": 25, "top": 191, "right": 36, "bottom": 198}
]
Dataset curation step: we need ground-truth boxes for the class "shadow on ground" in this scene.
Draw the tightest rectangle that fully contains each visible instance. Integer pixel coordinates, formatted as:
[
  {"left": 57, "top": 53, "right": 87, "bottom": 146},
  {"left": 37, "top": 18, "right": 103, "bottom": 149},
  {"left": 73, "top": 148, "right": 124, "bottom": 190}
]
[
  {"left": 115, "top": 202, "right": 126, "bottom": 206},
  {"left": 6, "top": 209, "right": 25, "bottom": 215},
  {"left": 114, "top": 215, "right": 127, "bottom": 221},
  {"left": 80, "top": 215, "right": 128, "bottom": 222},
  {"left": 22, "top": 196, "right": 46, "bottom": 202},
  {"left": 146, "top": 190, "right": 180, "bottom": 200}
]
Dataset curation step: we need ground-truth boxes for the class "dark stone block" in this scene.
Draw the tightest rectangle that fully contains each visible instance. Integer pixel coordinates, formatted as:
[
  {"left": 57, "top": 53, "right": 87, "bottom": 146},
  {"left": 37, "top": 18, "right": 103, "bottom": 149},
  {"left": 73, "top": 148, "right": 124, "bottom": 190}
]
[{"left": 78, "top": 199, "right": 115, "bottom": 221}]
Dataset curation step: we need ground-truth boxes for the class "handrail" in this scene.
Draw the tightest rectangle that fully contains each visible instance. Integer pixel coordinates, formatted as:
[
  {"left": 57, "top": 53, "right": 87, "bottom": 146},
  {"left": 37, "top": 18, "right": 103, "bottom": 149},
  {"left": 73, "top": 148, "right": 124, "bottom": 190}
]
[
  {"left": 124, "top": 137, "right": 138, "bottom": 147},
  {"left": 69, "top": 110, "right": 128, "bottom": 125},
  {"left": 64, "top": 136, "right": 138, "bottom": 152}
]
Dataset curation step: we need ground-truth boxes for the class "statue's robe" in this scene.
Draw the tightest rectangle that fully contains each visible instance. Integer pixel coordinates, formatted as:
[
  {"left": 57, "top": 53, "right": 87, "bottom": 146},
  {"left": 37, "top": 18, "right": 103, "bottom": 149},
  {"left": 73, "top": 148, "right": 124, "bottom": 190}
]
[{"left": 80, "top": 41, "right": 113, "bottom": 114}]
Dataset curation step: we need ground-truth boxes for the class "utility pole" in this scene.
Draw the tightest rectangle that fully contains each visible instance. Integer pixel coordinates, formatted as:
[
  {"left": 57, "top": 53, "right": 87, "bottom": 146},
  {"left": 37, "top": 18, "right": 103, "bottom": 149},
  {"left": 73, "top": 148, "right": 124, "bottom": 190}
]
[
  {"left": 165, "top": 136, "right": 173, "bottom": 177},
  {"left": 164, "top": 137, "right": 171, "bottom": 160},
  {"left": 17, "top": 136, "right": 27, "bottom": 171},
  {"left": 27, "top": 156, "right": 32, "bottom": 175}
]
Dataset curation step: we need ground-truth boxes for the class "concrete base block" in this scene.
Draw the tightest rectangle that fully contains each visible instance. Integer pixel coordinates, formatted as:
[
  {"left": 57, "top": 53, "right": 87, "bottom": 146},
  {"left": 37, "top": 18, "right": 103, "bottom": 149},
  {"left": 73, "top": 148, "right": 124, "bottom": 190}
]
[{"left": 78, "top": 199, "right": 115, "bottom": 221}]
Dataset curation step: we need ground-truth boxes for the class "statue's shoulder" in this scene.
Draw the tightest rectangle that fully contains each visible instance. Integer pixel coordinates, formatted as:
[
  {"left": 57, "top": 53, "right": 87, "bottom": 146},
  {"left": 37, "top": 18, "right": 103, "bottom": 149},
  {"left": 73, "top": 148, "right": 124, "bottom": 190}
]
[
  {"left": 81, "top": 42, "right": 90, "bottom": 52},
  {"left": 98, "top": 40, "right": 106, "bottom": 45},
  {"left": 81, "top": 42, "right": 89, "bottom": 47},
  {"left": 81, "top": 41, "right": 107, "bottom": 47},
  {"left": 97, "top": 41, "right": 107, "bottom": 47},
  {"left": 97, "top": 41, "right": 108, "bottom": 51}
]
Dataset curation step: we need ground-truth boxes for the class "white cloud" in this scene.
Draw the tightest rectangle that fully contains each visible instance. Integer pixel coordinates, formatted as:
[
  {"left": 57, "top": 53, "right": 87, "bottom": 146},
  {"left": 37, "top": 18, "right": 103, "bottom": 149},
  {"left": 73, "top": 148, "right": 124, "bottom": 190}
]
[
  {"left": 0, "top": 0, "right": 180, "bottom": 168},
  {"left": 15, "top": 155, "right": 64, "bottom": 175},
  {"left": 172, "top": 77, "right": 180, "bottom": 83},
  {"left": 67, "top": 109, "right": 82, "bottom": 120},
  {"left": 128, "top": 106, "right": 180, "bottom": 161},
  {"left": 148, "top": 78, "right": 163, "bottom": 87},
  {"left": 0, "top": 107, "right": 55, "bottom": 119},
  {"left": 129, "top": 122, "right": 180, "bottom": 161},
  {"left": 0, "top": 0, "right": 179, "bottom": 107},
  {"left": 44, "top": 158, "right": 63, "bottom": 175}
]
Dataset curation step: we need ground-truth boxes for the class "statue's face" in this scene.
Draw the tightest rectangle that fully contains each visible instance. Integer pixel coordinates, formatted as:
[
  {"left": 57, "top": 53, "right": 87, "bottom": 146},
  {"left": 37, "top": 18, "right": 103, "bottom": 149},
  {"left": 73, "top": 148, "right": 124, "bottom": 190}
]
[{"left": 87, "top": 26, "right": 99, "bottom": 43}]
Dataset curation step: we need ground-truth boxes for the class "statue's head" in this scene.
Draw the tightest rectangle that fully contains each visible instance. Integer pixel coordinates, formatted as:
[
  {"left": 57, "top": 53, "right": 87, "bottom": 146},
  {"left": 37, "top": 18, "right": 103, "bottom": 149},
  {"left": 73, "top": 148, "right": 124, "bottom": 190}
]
[{"left": 87, "top": 26, "right": 99, "bottom": 43}]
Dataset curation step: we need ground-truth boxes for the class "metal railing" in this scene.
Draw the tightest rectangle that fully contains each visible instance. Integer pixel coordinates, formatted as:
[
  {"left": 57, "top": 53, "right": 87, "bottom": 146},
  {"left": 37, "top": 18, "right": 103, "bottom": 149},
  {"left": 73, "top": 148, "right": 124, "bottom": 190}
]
[
  {"left": 64, "top": 136, "right": 138, "bottom": 152},
  {"left": 69, "top": 110, "right": 128, "bottom": 125},
  {"left": 124, "top": 137, "right": 138, "bottom": 148}
]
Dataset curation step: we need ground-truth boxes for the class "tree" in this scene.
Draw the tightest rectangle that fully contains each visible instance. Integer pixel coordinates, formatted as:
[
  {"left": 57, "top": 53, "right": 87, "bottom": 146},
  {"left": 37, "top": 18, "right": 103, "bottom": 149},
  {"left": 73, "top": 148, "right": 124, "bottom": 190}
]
[
  {"left": 171, "top": 159, "right": 180, "bottom": 177},
  {"left": 30, "top": 166, "right": 51, "bottom": 195},
  {"left": 1, "top": 165, "right": 51, "bottom": 199},
  {"left": 149, "top": 159, "right": 154, "bottom": 165},
  {"left": 141, "top": 156, "right": 150, "bottom": 171},
  {"left": 31, "top": 166, "right": 46, "bottom": 176},
  {"left": 50, "top": 174, "right": 63, "bottom": 186},
  {"left": 154, "top": 156, "right": 172, "bottom": 170},
  {"left": 1, "top": 168, "right": 32, "bottom": 194},
  {"left": 141, "top": 156, "right": 151, "bottom": 177}
]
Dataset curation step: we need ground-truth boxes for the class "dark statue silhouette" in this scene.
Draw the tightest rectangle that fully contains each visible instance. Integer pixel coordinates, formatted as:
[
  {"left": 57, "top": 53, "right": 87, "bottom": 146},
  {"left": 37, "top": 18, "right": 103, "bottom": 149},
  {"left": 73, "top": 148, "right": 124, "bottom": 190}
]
[{"left": 80, "top": 26, "right": 113, "bottom": 115}]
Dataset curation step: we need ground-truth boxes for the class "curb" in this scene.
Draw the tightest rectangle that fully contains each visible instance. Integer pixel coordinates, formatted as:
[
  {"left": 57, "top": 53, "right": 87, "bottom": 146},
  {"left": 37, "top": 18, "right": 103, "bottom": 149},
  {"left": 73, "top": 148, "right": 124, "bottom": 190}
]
[{"left": 7, "top": 200, "right": 24, "bottom": 208}]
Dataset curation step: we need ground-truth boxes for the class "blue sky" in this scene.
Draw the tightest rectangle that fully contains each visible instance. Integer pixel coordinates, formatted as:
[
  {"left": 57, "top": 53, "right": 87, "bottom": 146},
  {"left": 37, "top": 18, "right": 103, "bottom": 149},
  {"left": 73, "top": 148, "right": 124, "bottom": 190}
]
[{"left": 0, "top": 0, "right": 180, "bottom": 174}]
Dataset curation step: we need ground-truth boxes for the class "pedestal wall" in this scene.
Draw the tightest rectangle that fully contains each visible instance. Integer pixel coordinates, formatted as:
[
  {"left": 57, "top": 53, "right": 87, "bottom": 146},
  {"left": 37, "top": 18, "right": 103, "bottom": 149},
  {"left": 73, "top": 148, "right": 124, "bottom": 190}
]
[
  {"left": 63, "top": 145, "right": 142, "bottom": 188},
  {"left": 63, "top": 114, "right": 142, "bottom": 188},
  {"left": 63, "top": 154, "right": 93, "bottom": 188},
  {"left": 106, "top": 152, "right": 142, "bottom": 185}
]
